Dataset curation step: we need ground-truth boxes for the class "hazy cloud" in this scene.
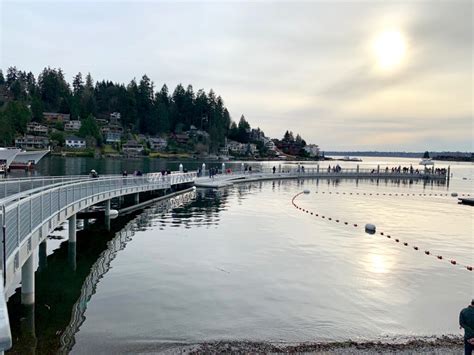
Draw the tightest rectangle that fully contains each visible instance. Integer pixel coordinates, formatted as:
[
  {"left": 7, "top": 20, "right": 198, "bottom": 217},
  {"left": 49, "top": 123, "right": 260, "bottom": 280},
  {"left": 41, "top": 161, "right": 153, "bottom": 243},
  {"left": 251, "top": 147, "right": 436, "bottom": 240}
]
[{"left": 1, "top": 0, "right": 472, "bottom": 151}]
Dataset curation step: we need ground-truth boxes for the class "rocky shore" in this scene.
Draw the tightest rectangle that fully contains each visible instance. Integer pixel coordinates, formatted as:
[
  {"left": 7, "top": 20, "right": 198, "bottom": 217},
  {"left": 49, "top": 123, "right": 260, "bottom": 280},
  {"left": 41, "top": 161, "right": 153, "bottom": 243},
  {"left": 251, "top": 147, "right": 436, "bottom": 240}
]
[{"left": 167, "top": 336, "right": 463, "bottom": 354}]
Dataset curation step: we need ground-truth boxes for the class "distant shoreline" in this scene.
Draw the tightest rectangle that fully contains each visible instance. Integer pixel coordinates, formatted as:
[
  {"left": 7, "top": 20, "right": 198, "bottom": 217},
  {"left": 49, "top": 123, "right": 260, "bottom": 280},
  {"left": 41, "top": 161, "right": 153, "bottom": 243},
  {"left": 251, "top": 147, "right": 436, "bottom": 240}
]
[{"left": 326, "top": 152, "right": 473, "bottom": 162}]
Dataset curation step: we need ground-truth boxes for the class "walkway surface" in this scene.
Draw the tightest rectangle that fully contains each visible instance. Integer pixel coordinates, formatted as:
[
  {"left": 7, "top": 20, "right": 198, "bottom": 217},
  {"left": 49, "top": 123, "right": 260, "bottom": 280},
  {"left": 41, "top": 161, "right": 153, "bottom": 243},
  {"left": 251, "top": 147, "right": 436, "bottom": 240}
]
[{"left": 195, "top": 169, "right": 447, "bottom": 188}]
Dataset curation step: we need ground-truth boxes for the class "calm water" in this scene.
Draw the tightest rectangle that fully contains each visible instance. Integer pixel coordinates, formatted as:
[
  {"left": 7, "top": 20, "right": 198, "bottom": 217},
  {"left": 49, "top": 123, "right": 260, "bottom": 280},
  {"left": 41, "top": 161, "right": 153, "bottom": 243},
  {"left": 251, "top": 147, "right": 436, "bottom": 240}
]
[{"left": 6, "top": 157, "right": 473, "bottom": 353}]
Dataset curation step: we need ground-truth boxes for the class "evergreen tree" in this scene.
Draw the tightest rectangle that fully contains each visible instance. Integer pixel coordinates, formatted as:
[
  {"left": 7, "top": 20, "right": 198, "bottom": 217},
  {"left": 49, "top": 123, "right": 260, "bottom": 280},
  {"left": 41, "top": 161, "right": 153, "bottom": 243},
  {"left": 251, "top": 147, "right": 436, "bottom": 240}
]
[
  {"left": 79, "top": 114, "right": 101, "bottom": 145},
  {"left": 237, "top": 115, "right": 250, "bottom": 143},
  {"left": 72, "top": 72, "right": 84, "bottom": 96},
  {"left": 31, "top": 95, "right": 44, "bottom": 122}
]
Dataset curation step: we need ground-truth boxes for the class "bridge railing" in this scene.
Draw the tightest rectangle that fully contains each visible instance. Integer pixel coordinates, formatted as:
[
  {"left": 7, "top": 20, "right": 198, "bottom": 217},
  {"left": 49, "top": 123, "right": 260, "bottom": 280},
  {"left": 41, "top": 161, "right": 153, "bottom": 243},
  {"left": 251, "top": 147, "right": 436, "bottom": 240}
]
[
  {"left": 0, "top": 172, "right": 196, "bottom": 264},
  {"left": 199, "top": 167, "right": 446, "bottom": 179},
  {"left": 0, "top": 175, "right": 95, "bottom": 201}
]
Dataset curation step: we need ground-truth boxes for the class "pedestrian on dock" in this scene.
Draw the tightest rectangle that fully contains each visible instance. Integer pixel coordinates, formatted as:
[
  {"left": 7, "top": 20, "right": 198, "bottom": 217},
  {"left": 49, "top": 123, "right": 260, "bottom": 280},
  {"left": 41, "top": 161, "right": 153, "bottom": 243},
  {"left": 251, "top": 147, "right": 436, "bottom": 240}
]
[
  {"left": 122, "top": 170, "right": 128, "bottom": 177},
  {"left": 272, "top": 166, "right": 276, "bottom": 174},
  {"left": 460, "top": 299, "right": 474, "bottom": 355}
]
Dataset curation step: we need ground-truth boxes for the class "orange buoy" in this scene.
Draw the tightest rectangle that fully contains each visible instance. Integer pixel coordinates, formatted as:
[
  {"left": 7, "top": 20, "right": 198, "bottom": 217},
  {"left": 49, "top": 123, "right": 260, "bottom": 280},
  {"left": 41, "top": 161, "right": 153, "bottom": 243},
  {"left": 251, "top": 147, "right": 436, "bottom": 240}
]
[
  {"left": 467, "top": 266, "right": 472, "bottom": 271},
  {"left": 451, "top": 260, "right": 457, "bottom": 265},
  {"left": 414, "top": 246, "right": 419, "bottom": 250},
  {"left": 425, "top": 251, "right": 430, "bottom": 255}
]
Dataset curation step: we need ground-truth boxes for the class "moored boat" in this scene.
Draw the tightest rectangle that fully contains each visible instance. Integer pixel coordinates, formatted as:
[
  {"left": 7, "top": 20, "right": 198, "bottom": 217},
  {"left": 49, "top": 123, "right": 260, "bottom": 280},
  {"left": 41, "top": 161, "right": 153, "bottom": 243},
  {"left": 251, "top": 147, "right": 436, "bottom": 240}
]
[
  {"left": 419, "top": 158, "right": 434, "bottom": 166},
  {"left": 0, "top": 148, "right": 22, "bottom": 173},
  {"left": 10, "top": 149, "right": 50, "bottom": 170}
]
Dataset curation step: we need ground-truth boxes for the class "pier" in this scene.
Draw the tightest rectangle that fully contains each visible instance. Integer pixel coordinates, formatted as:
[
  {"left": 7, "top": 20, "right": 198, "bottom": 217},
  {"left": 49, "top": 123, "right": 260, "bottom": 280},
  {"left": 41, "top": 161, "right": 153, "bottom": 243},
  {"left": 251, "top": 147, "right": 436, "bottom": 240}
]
[{"left": 195, "top": 165, "right": 448, "bottom": 188}]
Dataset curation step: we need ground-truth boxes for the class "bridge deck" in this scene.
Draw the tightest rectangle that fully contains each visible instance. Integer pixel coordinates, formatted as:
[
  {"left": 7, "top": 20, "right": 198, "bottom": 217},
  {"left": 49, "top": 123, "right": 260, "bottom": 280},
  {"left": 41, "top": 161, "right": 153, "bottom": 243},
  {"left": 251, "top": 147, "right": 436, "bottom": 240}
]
[{"left": 195, "top": 170, "right": 447, "bottom": 188}]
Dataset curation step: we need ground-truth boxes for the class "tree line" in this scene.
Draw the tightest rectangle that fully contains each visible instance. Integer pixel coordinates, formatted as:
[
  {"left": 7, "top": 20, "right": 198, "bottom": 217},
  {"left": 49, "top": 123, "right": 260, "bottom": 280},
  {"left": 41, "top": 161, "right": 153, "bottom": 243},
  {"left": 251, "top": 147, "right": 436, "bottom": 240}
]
[{"left": 0, "top": 67, "right": 256, "bottom": 152}]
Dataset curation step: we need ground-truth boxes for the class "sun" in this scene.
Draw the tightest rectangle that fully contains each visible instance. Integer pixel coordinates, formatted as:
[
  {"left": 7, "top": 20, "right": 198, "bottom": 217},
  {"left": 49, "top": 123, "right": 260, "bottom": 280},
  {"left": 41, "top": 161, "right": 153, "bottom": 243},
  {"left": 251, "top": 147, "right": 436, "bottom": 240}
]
[{"left": 372, "top": 30, "right": 406, "bottom": 71}]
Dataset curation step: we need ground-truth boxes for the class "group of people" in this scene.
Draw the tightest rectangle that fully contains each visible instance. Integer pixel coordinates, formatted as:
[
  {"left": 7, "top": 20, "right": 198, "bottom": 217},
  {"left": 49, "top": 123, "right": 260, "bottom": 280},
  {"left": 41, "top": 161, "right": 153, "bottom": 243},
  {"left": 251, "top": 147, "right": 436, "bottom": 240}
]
[
  {"left": 327, "top": 164, "right": 342, "bottom": 173},
  {"left": 380, "top": 165, "right": 420, "bottom": 174},
  {"left": 377, "top": 166, "right": 447, "bottom": 175},
  {"left": 122, "top": 170, "right": 143, "bottom": 177}
]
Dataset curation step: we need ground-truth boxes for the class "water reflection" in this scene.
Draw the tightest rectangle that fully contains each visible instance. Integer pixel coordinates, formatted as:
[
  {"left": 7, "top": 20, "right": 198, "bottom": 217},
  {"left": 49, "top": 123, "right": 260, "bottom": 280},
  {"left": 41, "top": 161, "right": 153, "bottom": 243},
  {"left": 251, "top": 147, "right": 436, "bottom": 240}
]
[{"left": 7, "top": 191, "right": 197, "bottom": 354}]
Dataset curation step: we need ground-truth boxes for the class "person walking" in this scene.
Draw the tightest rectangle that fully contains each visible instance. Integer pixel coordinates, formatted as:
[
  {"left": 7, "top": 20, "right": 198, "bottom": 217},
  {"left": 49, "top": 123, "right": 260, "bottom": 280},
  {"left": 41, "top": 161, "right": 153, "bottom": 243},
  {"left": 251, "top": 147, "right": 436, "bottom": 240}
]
[{"left": 460, "top": 299, "right": 474, "bottom": 355}]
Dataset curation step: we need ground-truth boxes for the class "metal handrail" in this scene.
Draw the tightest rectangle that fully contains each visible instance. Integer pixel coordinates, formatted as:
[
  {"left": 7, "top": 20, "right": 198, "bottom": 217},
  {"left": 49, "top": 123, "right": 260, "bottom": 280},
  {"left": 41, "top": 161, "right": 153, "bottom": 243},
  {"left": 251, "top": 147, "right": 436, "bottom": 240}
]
[{"left": 0, "top": 172, "right": 197, "bottom": 264}]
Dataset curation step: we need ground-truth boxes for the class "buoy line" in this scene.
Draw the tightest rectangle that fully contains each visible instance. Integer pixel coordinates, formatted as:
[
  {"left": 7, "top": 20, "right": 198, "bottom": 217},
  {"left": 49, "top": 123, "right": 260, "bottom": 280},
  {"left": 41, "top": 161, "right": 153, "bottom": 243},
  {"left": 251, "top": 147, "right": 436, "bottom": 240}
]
[
  {"left": 311, "top": 191, "right": 472, "bottom": 198},
  {"left": 291, "top": 192, "right": 473, "bottom": 272}
]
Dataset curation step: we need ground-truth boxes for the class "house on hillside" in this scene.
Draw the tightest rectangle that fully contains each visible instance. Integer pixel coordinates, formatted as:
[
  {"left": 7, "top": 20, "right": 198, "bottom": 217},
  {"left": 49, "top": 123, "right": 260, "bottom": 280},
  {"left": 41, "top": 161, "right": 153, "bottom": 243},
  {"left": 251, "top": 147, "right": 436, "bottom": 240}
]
[
  {"left": 64, "top": 120, "right": 82, "bottom": 132},
  {"left": 65, "top": 136, "right": 86, "bottom": 149},
  {"left": 225, "top": 140, "right": 257, "bottom": 155},
  {"left": 109, "top": 112, "right": 121, "bottom": 125},
  {"left": 123, "top": 140, "right": 144, "bottom": 155},
  {"left": 173, "top": 133, "right": 189, "bottom": 144},
  {"left": 101, "top": 124, "right": 123, "bottom": 144},
  {"left": 15, "top": 135, "right": 50, "bottom": 149},
  {"left": 43, "top": 112, "right": 70, "bottom": 124},
  {"left": 149, "top": 137, "right": 168, "bottom": 151},
  {"left": 26, "top": 122, "right": 48, "bottom": 136}
]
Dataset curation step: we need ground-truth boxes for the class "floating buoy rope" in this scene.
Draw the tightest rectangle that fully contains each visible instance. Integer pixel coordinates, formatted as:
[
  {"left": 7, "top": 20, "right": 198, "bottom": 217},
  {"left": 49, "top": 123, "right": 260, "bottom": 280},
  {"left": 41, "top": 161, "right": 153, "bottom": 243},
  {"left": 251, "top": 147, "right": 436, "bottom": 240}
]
[
  {"left": 310, "top": 190, "right": 471, "bottom": 199},
  {"left": 292, "top": 191, "right": 472, "bottom": 272}
]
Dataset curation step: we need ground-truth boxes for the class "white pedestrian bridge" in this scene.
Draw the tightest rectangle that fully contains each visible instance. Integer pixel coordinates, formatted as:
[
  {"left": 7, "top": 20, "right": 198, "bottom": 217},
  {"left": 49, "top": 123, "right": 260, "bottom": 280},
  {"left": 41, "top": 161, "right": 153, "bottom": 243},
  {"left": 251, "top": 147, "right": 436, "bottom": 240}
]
[{"left": 0, "top": 171, "right": 196, "bottom": 351}]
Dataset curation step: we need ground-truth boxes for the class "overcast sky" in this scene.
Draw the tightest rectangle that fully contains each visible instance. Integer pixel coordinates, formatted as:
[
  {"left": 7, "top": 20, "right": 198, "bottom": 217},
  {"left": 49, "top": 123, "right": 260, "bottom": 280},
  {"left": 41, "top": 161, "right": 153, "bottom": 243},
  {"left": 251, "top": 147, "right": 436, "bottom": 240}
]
[{"left": 1, "top": 0, "right": 472, "bottom": 151}]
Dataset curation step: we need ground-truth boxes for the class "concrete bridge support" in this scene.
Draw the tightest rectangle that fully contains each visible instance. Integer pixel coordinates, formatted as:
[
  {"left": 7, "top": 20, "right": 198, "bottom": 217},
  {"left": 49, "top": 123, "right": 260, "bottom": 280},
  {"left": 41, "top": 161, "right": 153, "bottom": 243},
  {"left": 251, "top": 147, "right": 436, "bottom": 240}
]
[
  {"left": 21, "top": 254, "right": 34, "bottom": 305},
  {"left": 105, "top": 199, "right": 111, "bottom": 216},
  {"left": 68, "top": 214, "right": 77, "bottom": 271},
  {"left": 68, "top": 214, "right": 77, "bottom": 243},
  {"left": 68, "top": 242, "right": 76, "bottom": 271},
  {"left": 38, "top": 240, "right": 47, "bottom": 272},
  {"left": 134, "top": 193, "right": 140, "bottom": 204}
]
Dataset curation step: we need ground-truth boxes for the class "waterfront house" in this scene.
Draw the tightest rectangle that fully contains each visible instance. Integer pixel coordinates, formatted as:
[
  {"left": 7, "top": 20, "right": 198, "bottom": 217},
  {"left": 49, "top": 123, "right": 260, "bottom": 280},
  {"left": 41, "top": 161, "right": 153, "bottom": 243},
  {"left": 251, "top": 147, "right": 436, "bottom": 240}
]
[
  {"left": 26, "top": 122, "right": 48, "bottom": 136},
  {"left": 226, "top": 140, "right": 257, "bottom": 155},
  {"left": 123, "top": 140, "right": 144, "bottom": 155},
  {"left": 104, "top": 132, "right": 121, "bottom": 144},
  {"left": 149, "top": 137, "right": 168, "bottom": 151},
  {"left": 174, "top": 133, "right": 189, "bottom": 144},
  {"left": 15, "top": 135, "right": 50, "bottom": 149},
  {"left": 65, "top": 136, "right": 86, "bottom": 149},
  {"left": 247, "top": 143, "right": 257, "bottom": 155},
  {"left": 265, "top": 140, "right": 277, "bottom": 151},
  {"left": 226, "top": 140, "right": 245, "bottom": 153},
  {"left": 101, "top": 124, "right": 123, "bottom": 143},
  {"left": 43, "top": 112, "right": 70, "bottom": 124},
  {"left": 64, "top": 120, "right": 82, "bottom": 132}
]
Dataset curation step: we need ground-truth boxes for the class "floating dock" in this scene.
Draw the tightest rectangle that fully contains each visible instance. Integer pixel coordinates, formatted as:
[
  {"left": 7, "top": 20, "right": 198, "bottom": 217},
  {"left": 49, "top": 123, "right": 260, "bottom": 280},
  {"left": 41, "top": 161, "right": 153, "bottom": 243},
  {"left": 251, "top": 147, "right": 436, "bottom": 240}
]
[{"left": 195, "top": 170, "right": 448, "bottom": 189}]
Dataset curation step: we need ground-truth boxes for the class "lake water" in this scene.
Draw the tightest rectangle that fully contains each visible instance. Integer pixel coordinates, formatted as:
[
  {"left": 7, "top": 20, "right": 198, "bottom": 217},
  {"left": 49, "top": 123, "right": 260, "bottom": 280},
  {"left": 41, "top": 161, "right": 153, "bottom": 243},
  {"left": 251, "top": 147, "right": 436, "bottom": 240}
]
[{"left": 6, "top": 157, "right": 473, "bottom": 354}]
